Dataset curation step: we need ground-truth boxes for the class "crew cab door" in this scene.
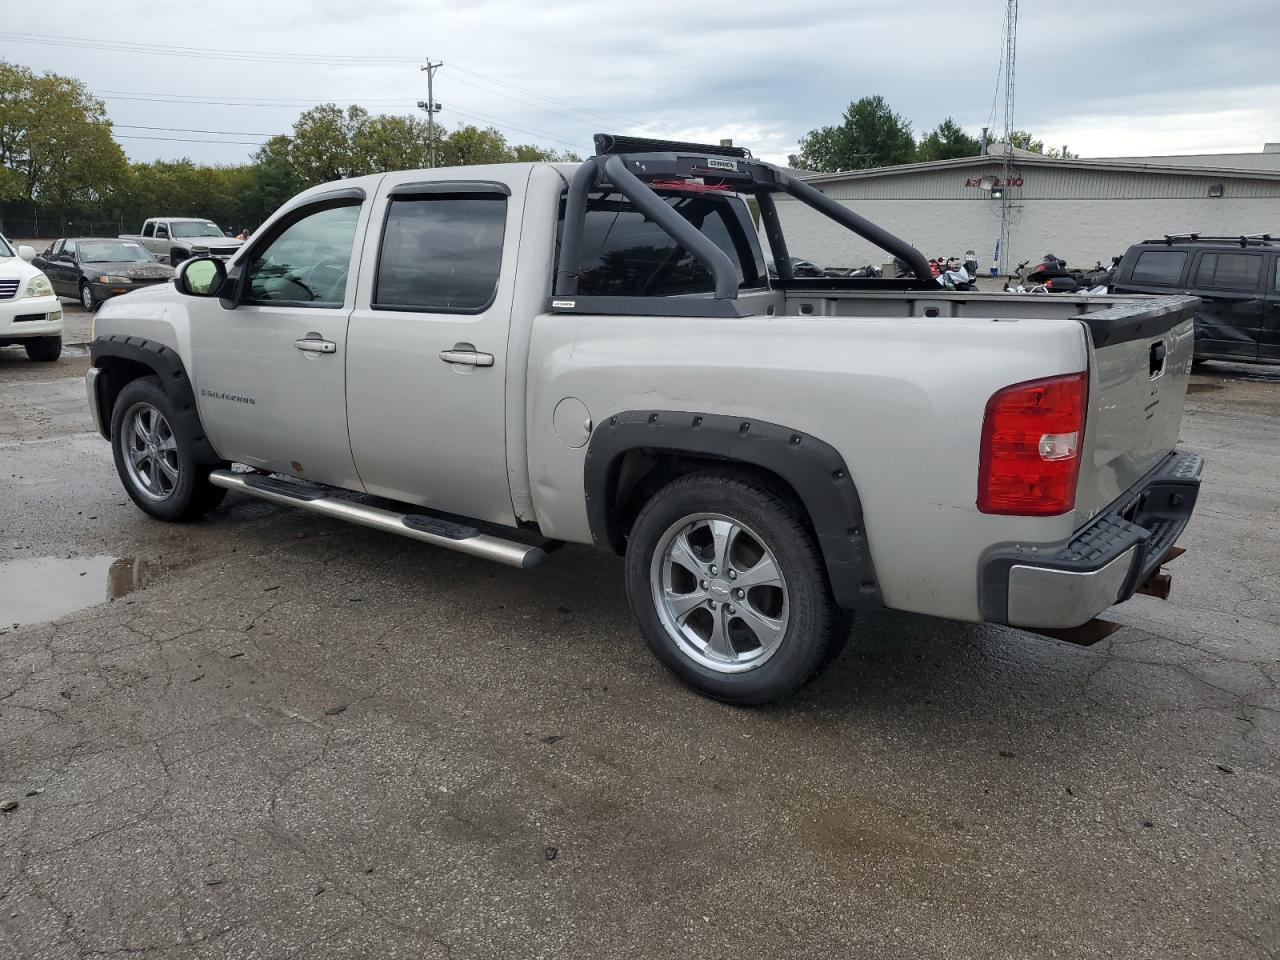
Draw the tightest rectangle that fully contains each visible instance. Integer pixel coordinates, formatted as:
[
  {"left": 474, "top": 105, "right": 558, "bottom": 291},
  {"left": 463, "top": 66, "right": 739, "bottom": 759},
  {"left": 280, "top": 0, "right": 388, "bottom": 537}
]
[
  {"left": 1187, "top": 250, "right": 1266, "bottom": 361},
  {"left": 345, "top": 171, "right": 523, "bottom": 526},
  {"left": 1262, "top": 255, "right": 1280, "bottom": 363},
  {"left": 188, "top": 189, "right": 371, "bottom": 489}
]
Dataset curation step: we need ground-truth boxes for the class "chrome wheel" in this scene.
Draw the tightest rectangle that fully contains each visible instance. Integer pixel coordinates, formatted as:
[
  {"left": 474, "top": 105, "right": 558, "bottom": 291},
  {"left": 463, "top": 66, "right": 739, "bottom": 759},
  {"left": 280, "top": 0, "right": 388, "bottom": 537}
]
[
  {"left": 121, "top": 402, "right": 180, "bottom": 501},
  {"left": 650, "top": 513, "right": 789, "bottom": 673}
]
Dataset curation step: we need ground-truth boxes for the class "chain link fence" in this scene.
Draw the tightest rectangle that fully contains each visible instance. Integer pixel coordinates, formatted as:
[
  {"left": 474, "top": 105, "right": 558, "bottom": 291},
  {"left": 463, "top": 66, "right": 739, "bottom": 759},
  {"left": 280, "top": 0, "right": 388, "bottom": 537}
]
[{"left": 0, "top": 218, "right": 130, "bottom": 242}]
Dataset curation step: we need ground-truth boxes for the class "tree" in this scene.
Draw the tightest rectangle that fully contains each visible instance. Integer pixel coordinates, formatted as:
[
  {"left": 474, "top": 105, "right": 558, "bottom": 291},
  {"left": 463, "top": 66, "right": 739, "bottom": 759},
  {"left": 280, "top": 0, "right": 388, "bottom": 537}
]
[
  {"left": 795, "top": 95, "right": 916, "bottom": 172},
  {"left": 916, "top": 118, "right": 981, "bottom": 162},
  {"left": 287, "top": 104, "right": 370, "bottom": 184},
  {"left": 352, "top": 114, "right": 429, "bottom": 172},
  {"left": 0, "top": 61, "right": 126, "bottom": 216}
]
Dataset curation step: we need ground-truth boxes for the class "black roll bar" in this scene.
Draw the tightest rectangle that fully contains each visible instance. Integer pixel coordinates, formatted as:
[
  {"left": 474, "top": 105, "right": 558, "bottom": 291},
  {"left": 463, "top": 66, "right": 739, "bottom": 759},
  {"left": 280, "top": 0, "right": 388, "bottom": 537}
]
[
  {"left": 553, "top": 140, "right": 936, "bottom": 299},
  {"left": 772, "top": 171, "right": 934, "bottom": 282}
]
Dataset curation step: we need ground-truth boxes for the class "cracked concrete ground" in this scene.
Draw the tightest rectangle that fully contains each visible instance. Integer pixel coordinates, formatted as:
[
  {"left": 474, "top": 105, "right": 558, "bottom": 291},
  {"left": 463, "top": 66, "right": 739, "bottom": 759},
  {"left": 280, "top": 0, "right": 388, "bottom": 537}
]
[{"left": 0, "top": 346, "right": 1277, "bottom": 959}]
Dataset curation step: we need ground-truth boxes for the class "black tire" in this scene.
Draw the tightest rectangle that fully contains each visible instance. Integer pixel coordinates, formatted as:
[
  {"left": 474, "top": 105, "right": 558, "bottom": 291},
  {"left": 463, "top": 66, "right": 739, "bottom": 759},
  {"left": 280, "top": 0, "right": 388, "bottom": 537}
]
[
  {"left": 110, "top": 375, "right": 227, "bottom": 521},
  {"left": 79, "top": 281, "right": 99, "bottom": 313},
  {"left": 625, "top": 470, "right": 848, "bottom": 706},
  {"left": 169, "top": 249, "right": 186, "bottom": 268},
  {"left": 24, "top": 336, "right": 61, "bottom": 362}
]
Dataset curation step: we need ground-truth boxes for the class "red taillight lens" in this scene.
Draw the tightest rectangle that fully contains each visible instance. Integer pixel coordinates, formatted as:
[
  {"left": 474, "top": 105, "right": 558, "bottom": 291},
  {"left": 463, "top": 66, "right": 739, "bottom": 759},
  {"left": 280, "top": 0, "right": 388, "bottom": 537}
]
[{"left": 977, "top": 372, "right": 1088, "bottom": 515}]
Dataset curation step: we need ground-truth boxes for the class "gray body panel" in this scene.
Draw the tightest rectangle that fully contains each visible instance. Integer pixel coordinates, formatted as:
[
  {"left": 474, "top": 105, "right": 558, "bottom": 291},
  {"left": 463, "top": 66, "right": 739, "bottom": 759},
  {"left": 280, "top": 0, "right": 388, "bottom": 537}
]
[{"left": 92, "top": 162, "right": 1195, "bottom": 626}]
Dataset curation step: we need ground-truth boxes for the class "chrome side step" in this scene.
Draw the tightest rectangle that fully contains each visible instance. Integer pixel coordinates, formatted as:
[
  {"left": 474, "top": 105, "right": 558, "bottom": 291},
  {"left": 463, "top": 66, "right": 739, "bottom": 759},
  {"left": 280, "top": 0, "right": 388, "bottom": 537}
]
[{"left": 208, "top": 469, "right": 546, "bottom": 569}]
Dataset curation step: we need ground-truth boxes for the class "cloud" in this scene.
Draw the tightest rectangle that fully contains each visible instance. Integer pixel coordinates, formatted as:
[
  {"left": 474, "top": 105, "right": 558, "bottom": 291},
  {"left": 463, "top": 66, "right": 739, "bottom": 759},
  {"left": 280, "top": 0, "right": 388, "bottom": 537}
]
[{"left": 3, "top": 0, "right": 1272, "bottom": 166}]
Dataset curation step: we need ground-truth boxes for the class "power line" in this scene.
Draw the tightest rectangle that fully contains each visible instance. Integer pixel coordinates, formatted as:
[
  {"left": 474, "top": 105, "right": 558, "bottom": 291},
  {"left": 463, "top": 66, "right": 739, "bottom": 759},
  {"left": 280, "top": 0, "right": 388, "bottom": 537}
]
[
  {"left": 113, "top": 123, "right": 282, "bottom": 137},
  {"left": 115, "top": 134, "right": 268, "bottom": 145}
]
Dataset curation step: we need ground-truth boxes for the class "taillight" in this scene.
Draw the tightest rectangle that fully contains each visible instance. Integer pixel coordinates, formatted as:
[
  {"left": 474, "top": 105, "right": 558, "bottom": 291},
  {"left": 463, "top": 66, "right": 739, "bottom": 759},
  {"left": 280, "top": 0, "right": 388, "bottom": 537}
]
[{"left": 977, "top": 372, "right": 1088, "bottom": 515}]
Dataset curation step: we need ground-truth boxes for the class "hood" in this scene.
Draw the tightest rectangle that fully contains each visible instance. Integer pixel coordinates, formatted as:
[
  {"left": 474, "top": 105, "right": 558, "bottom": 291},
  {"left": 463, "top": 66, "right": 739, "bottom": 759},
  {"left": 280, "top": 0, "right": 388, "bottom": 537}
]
[
  {"left": 0, "top": 255, "right": 49, "bottom": 285},
  {"left": 86, "top": 261, "right": 176, "bottom": 280}
]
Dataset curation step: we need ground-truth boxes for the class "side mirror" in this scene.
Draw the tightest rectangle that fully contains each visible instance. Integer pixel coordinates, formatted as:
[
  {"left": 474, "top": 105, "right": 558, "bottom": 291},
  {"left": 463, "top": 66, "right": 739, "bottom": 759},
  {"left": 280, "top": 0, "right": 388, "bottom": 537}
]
[
  {"left": 175, "top": 257, "right": 227, "bottom": 298},
  {"left": 17, "top": 245, "right": 36, "bottom": 262}
]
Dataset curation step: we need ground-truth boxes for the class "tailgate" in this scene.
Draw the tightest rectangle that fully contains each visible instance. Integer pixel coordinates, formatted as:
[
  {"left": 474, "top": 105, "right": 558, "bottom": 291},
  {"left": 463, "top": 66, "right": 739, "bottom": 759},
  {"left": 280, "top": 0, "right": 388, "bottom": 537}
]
[{"left": 1074, "top": 295, "right": 1199, "bottom": 524}]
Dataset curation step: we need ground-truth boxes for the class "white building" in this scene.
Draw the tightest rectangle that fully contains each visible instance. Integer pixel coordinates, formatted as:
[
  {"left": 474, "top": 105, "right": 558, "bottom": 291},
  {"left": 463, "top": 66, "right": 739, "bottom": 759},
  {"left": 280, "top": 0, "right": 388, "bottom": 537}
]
[{"left": 773, "top": 144, "right": 1280, "bottom": 272}]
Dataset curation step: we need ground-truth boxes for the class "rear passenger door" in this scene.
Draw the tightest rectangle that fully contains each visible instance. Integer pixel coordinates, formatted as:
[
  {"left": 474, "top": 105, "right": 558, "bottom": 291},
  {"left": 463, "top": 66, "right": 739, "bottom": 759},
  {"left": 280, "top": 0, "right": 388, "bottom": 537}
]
[
  {"left": 1187, "top": 250, "right": 1265, "bottom": 362},
  {"left": 345, "top": 173, "right": 522, "bottom": 526},
  {"left": 1262, "top": 255, "right": 1280, "bottom": 364}
]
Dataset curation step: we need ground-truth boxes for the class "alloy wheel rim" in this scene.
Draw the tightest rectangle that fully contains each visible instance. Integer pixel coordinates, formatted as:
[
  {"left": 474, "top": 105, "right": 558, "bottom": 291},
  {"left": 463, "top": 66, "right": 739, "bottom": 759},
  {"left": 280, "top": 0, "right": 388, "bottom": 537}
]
[
  {"left": 650, "top": 513, "right": 789, "bottom": 673},
  {"left": 122, "top": 402, "right": 179, "bottom": 501},
  {"left": 81, "top": 286, "right": 92, "bottom": 309}
]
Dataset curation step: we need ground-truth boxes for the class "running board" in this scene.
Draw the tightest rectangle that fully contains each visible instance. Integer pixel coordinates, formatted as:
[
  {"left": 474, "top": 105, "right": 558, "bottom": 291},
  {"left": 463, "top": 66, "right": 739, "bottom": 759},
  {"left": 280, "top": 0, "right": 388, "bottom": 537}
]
[{"left": 208, "top": 469, "right": 545, "bottom": 569}]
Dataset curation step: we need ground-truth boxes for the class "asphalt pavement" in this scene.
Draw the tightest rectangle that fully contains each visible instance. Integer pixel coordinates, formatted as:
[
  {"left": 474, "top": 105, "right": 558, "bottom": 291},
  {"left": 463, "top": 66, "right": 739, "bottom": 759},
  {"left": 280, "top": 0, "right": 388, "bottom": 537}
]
[{"left": 0, "top": 343, "right": 1277, "bottom": 959}]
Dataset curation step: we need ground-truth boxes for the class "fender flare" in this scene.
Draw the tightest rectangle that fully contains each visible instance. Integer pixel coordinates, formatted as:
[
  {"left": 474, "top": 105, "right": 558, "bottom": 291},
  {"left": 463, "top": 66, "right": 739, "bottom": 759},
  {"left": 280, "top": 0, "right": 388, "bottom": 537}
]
[
  {"left": 584, "top": 410, "right": 880, "bottom": 610},
  {"left": 89, "top": 334, "right": 222, "bottom": 464}
]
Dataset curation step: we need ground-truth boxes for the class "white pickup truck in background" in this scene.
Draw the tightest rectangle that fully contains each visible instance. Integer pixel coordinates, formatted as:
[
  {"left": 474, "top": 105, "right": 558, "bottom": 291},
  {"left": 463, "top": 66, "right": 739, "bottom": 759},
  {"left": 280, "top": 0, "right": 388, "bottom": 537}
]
[
  {"left": 85, "top": 135, "right": 1203, "bottom": 705},
  {"left": 119, "top": 217, "right": 242, "bottom": 267}
]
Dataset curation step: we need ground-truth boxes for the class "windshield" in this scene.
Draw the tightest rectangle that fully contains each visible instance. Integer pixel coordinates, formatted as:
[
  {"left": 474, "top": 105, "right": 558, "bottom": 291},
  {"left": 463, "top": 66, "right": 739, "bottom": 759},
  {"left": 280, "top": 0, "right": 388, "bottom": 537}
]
[
  {"left": 79, "top": 240, "right": 155, "bottom": 263},
  {"left": 0, "top": 235, "right": 14, "bottom": 258},
  {"left": 170, "top": 221, "right": 225, "bottom": 239}
]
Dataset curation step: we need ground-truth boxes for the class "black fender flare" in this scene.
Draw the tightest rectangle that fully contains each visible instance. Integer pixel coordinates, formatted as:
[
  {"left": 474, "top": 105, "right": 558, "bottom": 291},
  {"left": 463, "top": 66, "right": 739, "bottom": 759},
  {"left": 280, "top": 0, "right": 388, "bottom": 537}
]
[
  {"left": 89, "top": 334, "right": 222, "bottom": 465},
  {"left": 584, "top": 410, "right": 880, "bottom": 610}
]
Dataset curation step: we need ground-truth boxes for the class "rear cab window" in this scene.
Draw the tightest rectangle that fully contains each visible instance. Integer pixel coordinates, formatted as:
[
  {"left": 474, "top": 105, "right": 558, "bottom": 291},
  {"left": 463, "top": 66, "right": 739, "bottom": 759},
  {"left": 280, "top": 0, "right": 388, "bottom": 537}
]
[
  {"left": 1130, "top": 250, "right": 1187, "bottom": 285},
  {"left": 560, "top": 188, "right": 767, "bottom": 297}
]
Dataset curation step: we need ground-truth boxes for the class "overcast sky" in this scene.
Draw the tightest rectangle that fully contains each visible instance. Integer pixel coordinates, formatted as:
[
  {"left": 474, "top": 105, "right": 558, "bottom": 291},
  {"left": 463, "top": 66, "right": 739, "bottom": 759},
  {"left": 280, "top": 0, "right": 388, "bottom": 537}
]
[{"left": 3, "top": 0, "right": 1276, "bottom": 167}]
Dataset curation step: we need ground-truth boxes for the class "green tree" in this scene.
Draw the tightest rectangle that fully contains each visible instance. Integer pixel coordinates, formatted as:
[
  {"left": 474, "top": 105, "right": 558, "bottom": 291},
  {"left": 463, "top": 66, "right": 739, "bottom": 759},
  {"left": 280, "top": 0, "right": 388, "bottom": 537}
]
[
  {"left": 288, "top": 104, "right": 370, "bottom": 183},
  {"left": 0, "top": 61, "right": 126, "bottom": 216},
  {"left": 1007, "top": 130, "right": 1044, "bottom": 154},
  {"left": 916, "top": 118, "right": 981, "bottom": 162},
  {"left": 352, "top": 114, "right": 429, "bottom": 172},
  {"left": 795, "top": 95, "right": 916, "bottom": 172}
]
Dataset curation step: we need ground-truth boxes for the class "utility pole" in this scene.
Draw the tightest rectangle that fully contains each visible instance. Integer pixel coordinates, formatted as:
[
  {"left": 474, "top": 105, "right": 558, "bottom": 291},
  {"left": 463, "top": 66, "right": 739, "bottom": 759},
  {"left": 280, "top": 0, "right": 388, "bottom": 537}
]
[
  {"left": 997, "top": 0, "right": 1018, "bottom": 276},
  {"left": 418, "top": 60, "right": 443, "bottom": 167}
]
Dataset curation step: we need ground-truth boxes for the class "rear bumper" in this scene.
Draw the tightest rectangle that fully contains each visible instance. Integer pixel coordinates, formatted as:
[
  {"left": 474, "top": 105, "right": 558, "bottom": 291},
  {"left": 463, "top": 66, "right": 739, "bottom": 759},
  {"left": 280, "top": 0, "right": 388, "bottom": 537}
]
[{"left": 980, "top": 451, "right": 1203, "bottom": 629}]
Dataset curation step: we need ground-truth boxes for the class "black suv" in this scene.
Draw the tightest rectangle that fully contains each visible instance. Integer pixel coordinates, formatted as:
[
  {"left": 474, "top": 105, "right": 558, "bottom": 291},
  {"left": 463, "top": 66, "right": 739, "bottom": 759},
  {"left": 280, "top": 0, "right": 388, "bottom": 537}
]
[{"left": 1110, "top": 234, "right": 1279, "bottom": 364}]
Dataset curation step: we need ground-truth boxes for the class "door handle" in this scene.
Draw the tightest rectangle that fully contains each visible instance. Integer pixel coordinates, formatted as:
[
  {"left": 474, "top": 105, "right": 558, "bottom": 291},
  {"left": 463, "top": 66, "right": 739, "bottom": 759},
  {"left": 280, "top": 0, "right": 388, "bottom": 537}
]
[
  {"left": 295, "top": 337, "right": 337, "bottom": 354},
  {"left": 439, "top": 348, "right": 494, "bottom": 367}
]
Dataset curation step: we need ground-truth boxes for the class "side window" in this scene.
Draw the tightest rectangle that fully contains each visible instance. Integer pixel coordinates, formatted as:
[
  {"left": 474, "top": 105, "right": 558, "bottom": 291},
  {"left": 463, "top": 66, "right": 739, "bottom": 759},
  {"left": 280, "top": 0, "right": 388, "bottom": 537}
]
[
  {"left": 565, "top": 191, "right": 765, "bottom": 297},
  {"left": 142, "top": 222, "right": 154, "bottom": 238},
  {"left": 246, "top": 202, "right": 361, "bottom": 306},
  {"left": 373, "top": 193, "right": 507, "bottom": 312},
  {"left": 1194, "top": 252, "right": 1262, "bottom": 290},
  {"left": 1130, "top": 250, "right": 1187, "bottom": 285},
  {"left": 155, "top": 223, "right": 169, "bottom": 240}
]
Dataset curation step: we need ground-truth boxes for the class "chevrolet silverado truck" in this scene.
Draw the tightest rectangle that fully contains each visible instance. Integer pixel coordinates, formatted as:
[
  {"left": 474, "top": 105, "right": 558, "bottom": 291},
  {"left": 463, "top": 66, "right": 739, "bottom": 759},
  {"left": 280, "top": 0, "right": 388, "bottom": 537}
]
[
  {"left": 120, "top": 217, "right": 242, "bottom": 267},
  {"left": 85, "top": 135, "right": 1203, "bottom": 705}
]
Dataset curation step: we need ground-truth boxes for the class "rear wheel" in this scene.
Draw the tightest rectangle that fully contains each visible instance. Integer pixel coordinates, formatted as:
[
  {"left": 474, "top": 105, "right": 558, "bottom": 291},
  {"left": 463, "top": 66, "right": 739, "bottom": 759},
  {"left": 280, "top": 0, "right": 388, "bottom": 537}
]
[
  {"left": 110, "top": 376, "right": 226, "bottom": 521},
  {"left": 24, "top": 336, "right": 61, "bottom": 362},
  {"left": 625, "top": 471, "right": 850, "bottom": 705}
]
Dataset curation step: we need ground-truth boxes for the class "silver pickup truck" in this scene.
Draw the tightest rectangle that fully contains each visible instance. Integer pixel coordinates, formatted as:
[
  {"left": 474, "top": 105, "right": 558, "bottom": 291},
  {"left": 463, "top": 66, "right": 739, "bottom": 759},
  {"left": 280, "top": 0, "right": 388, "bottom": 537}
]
[
  {"left": 120, "top": 217, "right": 242, "bottom": 267},
  {"left": 85, "top": 135, "right": 1202, "bottom": 704}
]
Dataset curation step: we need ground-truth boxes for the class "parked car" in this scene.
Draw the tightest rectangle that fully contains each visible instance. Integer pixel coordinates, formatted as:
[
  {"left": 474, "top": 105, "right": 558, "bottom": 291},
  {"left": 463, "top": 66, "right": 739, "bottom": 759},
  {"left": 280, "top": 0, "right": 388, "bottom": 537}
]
[
  {"left": 0, "top": 234, "right": 62, "bottom": 361},
  {"left": 34, "top": 238, "right": 175, "bottom": 312},
  {"left": 85, "top": 136, "right": 1202, "bottom": 705},
  {"left": 119, "top": 218, "right": 242, "bottom": 267},
  {"left": 1110, "top": 234, "right": 1279, "bottom": 364}
]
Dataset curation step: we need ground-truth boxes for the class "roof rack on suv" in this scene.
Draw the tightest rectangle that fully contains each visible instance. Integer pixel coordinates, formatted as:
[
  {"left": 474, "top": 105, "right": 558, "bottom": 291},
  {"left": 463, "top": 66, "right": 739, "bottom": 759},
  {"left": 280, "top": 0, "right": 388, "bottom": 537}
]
[
  {"left": 554, "top": 133, "right": 935, "bottom": 305},
  {"left": 1149, "top": 233, "right": 1275, "bottom": 247}
]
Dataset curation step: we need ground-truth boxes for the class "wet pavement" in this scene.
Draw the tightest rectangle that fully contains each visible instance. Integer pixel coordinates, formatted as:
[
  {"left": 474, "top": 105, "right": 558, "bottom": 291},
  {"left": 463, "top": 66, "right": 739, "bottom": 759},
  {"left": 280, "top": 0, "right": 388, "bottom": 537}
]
[{"left": 0, "top": 357, "right": 1277, "bottom": 959}]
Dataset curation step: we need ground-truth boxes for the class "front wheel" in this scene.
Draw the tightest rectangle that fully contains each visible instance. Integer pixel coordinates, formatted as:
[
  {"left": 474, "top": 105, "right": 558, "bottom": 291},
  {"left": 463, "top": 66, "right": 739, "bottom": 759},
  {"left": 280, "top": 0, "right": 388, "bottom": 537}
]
[
  {"left": 110, "top": 376, "right": 227, "bottom": 521},
  {"left": 79, "top": 282, "right": 99, "bottom": 313},
  {"left": 24, "top": 336, "right": 61, "bottom": 362},
  {"left": 624, "top": 471, "right": 850, "bottom": 705}
]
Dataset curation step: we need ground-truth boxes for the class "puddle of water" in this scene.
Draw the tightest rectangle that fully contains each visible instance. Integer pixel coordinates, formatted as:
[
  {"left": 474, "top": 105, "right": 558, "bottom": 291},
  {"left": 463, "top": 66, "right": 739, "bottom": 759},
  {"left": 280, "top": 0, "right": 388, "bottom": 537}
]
[{"left": 0, "top": 555, "right": 150, "bottom": 629}]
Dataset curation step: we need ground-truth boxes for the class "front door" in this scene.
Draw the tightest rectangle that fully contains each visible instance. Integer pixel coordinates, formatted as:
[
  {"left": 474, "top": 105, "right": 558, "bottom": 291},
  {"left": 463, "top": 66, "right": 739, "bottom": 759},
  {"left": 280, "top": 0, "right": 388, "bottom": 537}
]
[
  {"left": 189, "top": 193, "right": 370, "bottom": 490},
  {"left": 345, "top": 174, "right": 521, "bottom": 526},
  {"left": 1187, "top": 250, "right": 1265, "bottom": 362}
]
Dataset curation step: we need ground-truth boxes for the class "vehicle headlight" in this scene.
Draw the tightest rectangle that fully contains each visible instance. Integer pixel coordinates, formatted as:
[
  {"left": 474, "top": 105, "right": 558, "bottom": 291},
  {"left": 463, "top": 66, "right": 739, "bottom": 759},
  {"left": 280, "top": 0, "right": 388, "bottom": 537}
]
[
  {"left": 98, "top": 275, "right": 133, "bottom": 284},
  {"left": 21, "top": 274, "right": 53, "bottom": 299}
]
